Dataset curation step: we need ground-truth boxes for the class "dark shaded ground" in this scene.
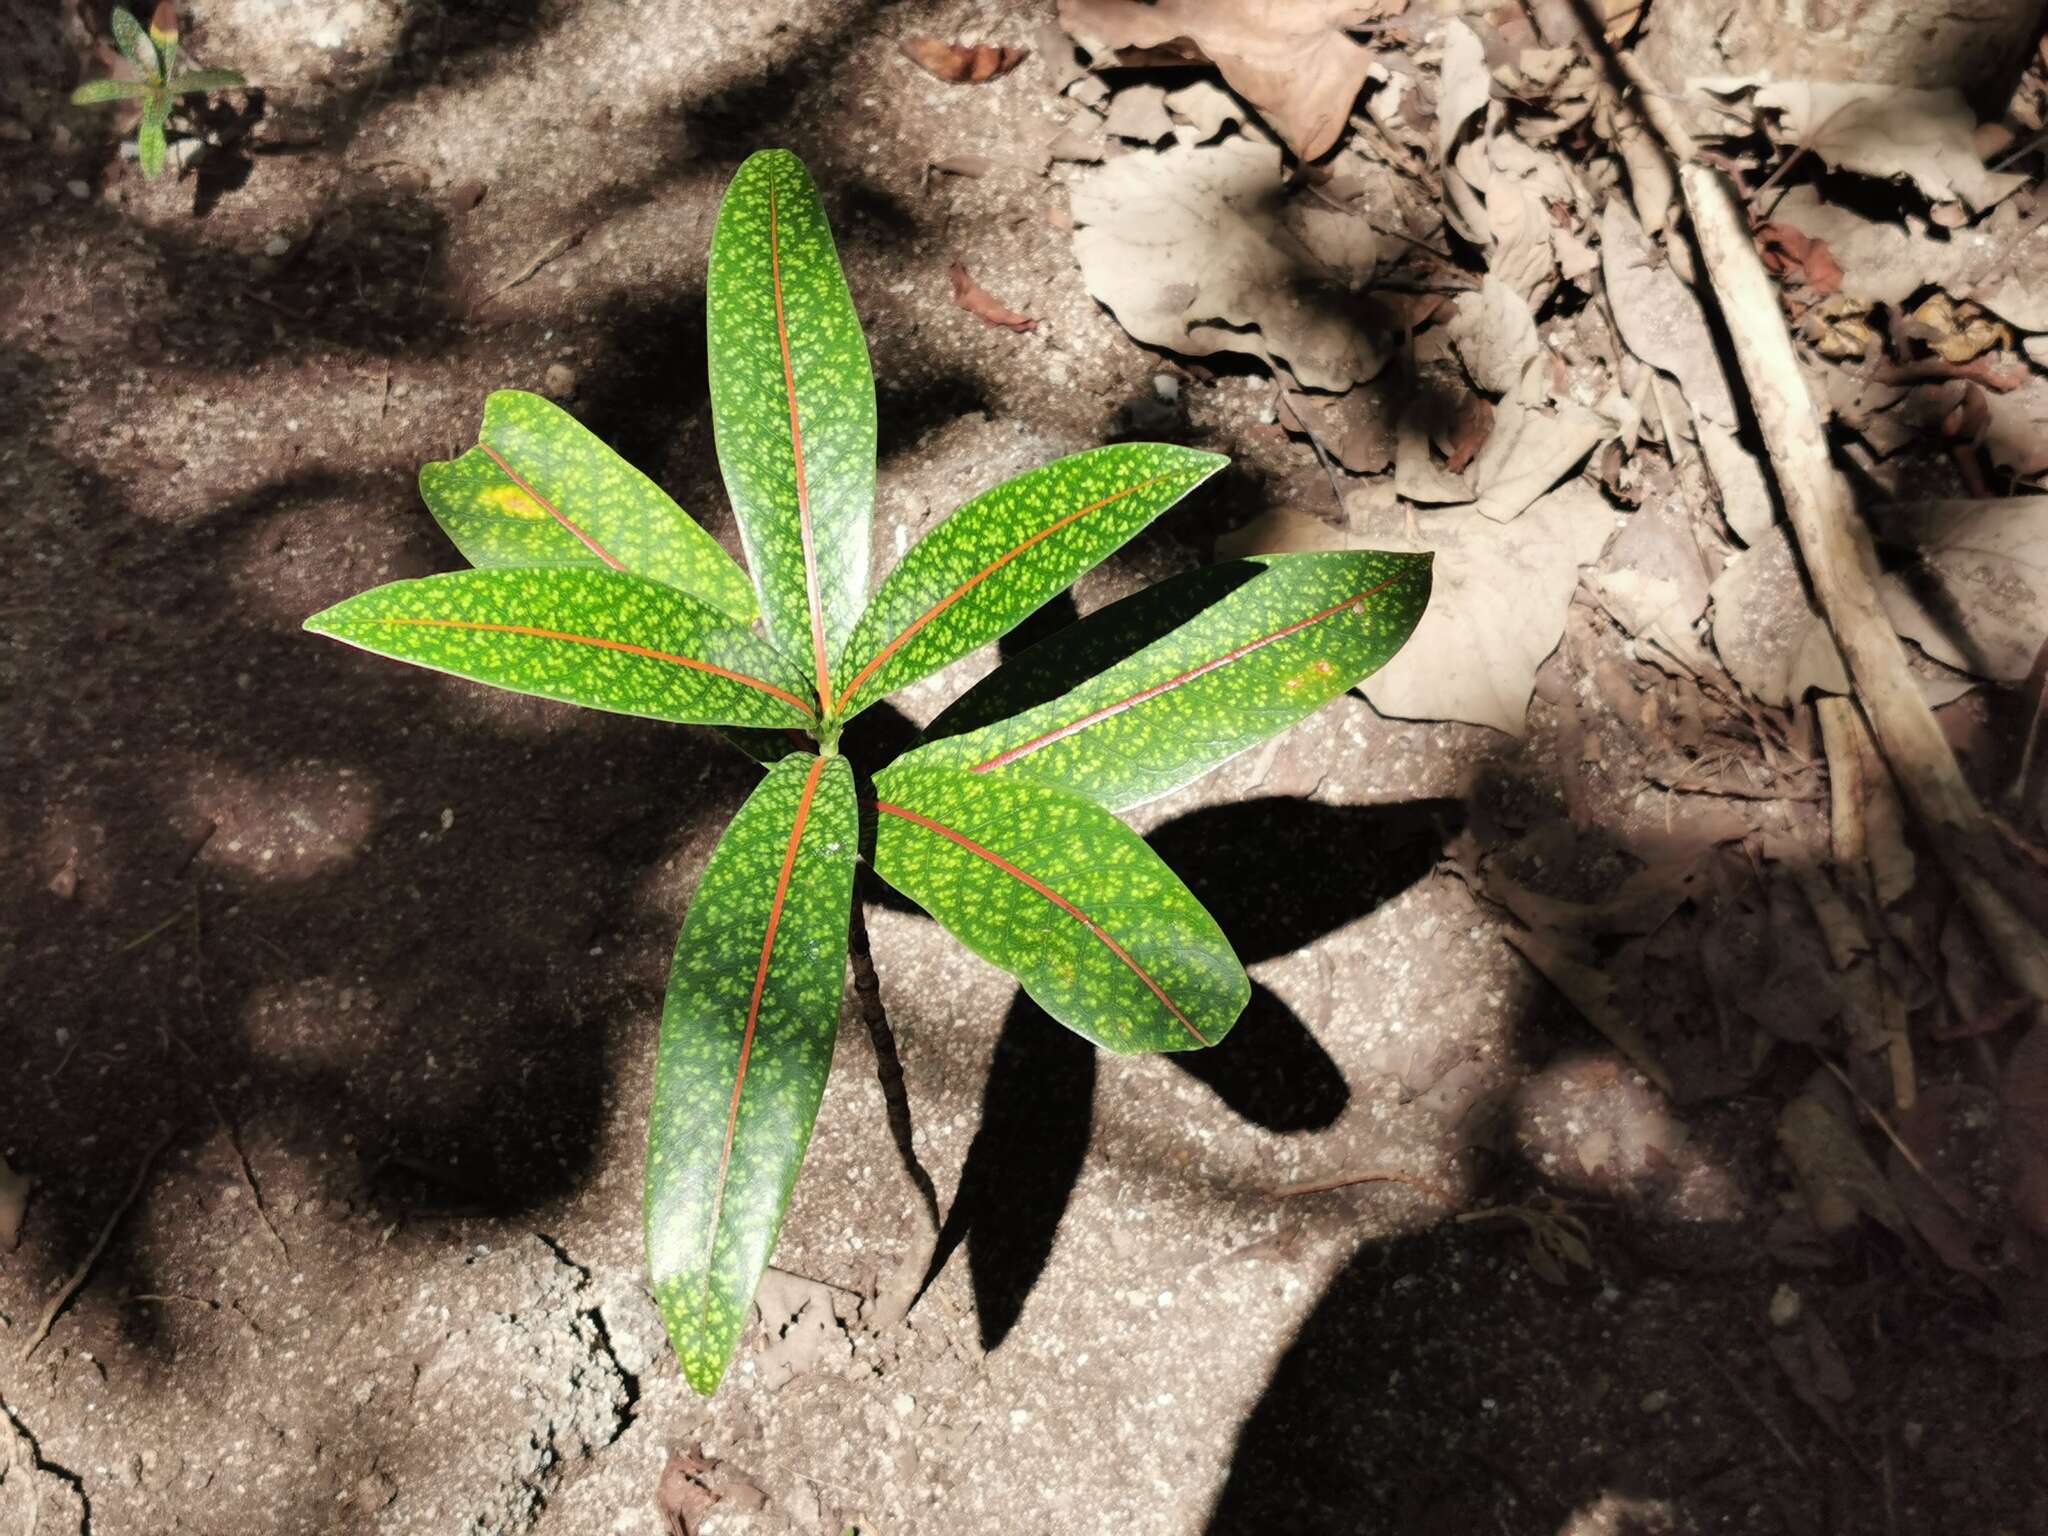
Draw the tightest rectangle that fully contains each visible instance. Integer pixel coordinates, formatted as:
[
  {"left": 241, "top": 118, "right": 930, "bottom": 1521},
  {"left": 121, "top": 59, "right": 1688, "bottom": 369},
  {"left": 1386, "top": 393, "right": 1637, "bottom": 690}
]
[{"left": 3, "top": 3, "right": 2045, "bottom": 1534}]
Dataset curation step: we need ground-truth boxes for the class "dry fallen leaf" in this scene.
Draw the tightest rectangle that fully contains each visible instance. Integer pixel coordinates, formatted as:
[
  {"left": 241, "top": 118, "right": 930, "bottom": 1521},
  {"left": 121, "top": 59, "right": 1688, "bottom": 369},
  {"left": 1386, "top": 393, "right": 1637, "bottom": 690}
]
[
  {"left": 1444, "top": 275, "right": 1540, "bottom": 396},
  {"left": 1753, "top": 221, "right": 1842, "bottom": 295},
  {"left": 1774, "top": 186, "right": 2048, "bottom": 333},
  {"left": 1467, "top": 361, "right": 1616, "bottom": 523},
  {"left": 1778, "top": 1080, "right": 1907, "bottom": 1238},
  {"left": 1362, "top": 479, "right": 1613, "bottom": 734},
  {"left": 657, "top": 1448, "right": 723, "bottom": 1536},
  {"left": 948, "top": 261, "right": 1036, "bottom": 332},
  {"left": 1103, "top": 82, "right": 1175, "bottom": 143},
  {"left": 1602, "top": 199, "right": 1737, "bottom": 429},
  {"left": 1865, "top": 499, "right": 2048, "bottom": 683},
  {"left": 900, "top": 37, "right": 1030, "bottom": 83},
  {"left": 1214, "top": 504, "right": 1350, "bottom": 558},
  {"left": 1708, "top": 523, "right": 1977, "bottom": 708},
  {"left": 1070, "top": 133, "right": 1393, "bottom": 389},
  {"left": 1593, "top": 487, "right": 1712, "bottom": 675},
  {"left": 1057, "top": 0, "right": 1403, "bottom": 162},
  {"left": 1746, "top": 82, "right": 2027, "bottom": 211},
  {"left": 1910, "top": 293, "right": 2012, "bottom": 365}
]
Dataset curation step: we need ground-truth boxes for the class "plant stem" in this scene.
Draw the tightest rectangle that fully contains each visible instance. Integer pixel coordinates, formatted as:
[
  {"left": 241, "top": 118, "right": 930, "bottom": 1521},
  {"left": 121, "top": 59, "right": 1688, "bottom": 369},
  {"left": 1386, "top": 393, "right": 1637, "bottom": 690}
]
[{"left": 847, "top": 893, "right": 940, "bottom": 1231}]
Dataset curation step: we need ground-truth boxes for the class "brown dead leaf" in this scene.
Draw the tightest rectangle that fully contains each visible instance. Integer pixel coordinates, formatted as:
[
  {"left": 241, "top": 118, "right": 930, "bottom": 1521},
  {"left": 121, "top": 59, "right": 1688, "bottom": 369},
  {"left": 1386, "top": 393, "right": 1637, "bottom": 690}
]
[
  {"left": 1363, "top": 479, "right": 1612, "bottom": 733},
  {"left": 1778, "top": 1079, "right": 1907, "bottom": 1237},
  {"left": 1442, "top": 394, "right": 1493, "bottom": 475},
  {"left": 1753, "top": 222, "right": 1842, "bottom": 295},
  {"left": 657, "top": 1448, "right": 723, "bottom": 1536},
  {"left": 948, "top": 261, "right": 1036, "bottom": 332},
  {"left": 900, "top": 37, "right": 1029, "bottom": 83},
  {"left": 1911, "top": 293, "right": 2013, "bottom": 366},
  {"left": 1056, "top": 0, "right": 1401, "bottom": 163},
  {"left": 1069, "top": 133, "right": 1394, "bottom": 389}
]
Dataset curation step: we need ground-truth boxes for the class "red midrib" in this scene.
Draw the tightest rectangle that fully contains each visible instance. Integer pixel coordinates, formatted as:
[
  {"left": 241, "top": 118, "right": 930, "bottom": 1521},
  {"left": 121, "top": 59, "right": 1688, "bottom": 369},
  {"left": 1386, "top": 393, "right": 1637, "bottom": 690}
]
[
  {"left": 770, "top": 184, "right": 834, "bottom": 711},
  {"left": 874, "top": 800, "right": 1209, "bottom": 1047},
  {"left": 833, "top": 474, "right": 1176, "bottom": 715},
  {"left": 971, "top": 570, "right": 1415, "bottom": 774},
  {"left": 703, "top": 755, "right": 830, "bottom": 1271},
  {"left": 358, "top": 616, "right": 816, "bottom": 718},
  {"left": 479, "top": 443, "right": 624, "bottom": 571}
]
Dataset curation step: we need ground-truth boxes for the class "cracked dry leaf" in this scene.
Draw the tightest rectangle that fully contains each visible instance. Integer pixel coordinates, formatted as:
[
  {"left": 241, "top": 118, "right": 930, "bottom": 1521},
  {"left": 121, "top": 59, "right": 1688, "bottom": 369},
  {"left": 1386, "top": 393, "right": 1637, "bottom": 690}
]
[
  {"left": 1601, "top": 199, "right": 1737, "bottom": 429},
  {"left": 1444, "top": 275, "right": 1540, "bottom": 395},
  {"left": 1910, "top": 294, "right": 2012, "bottom": 365},
  {"left": 1772, "top": 186, "right": 2048, "bottom": 333},
  {"left": 1164, "top": 79, "right": 1243, "bottom": 143},
  {"left": 948, "top": 261, "right": 1036, "bottom": 332},
  {"left": 1058, "top": 0, "right": 1403, "bottom": 162},
  {"left": 1103, "top": 82, "right": 1174, "bottom": 143},
  {"left": 1362, "top": 479, "right": 1613, "bottom": 734},
  {"left": 1748, "top": 82, "right": 2026, "bottom": 212},
  {"left": 1779, "top": 1083, "right": 1907, "bottom": 1237},
  {"left": 1708, "top": 522, "right": 1976, "bottom": 707},
  {"left": 1468, "top": 359, "right": 1616, "bottom": 523},
  {"left": 1593, "top": 487, "right": 1712, "bottom": 675},
  {"left": 1868, "top": 499, "right": 2048, "bottom": 683},
  {"left": 900, "top": 37, "right": 1030, "bottom": 83},
  {"left": 1070, "top": 134, "right": 1391, "bottom": 390}
]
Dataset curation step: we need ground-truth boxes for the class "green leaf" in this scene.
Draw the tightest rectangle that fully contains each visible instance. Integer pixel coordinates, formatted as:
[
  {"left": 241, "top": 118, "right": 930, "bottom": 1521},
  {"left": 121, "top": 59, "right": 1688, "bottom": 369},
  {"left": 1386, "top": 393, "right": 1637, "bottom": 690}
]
[
  {"left": 831, "top": 443, "right": 1226, "bottom": 721},
  {"left": 304, "top": 566, "right": 818, "bottom": 730},
  {"left": 419, "top": 390, "right": 758, "bottom": 624},
  {"left": 708, "top": 148, "right": 876, "bottom": 708},
  {"left": 902, "top": 551, "right": 1432, "bottom": 811},
  {"left": 647, "top": 753, "right": 858, "bottom": 1394},
  {"left": 137, "top": 116, "right": 166, "bottom": 178},
  {"left": 924, "top": 561, "right": 1264, "bottom": 742},
  {"left": 70, "top": 78, "right": 152, "bottom": 103},
  {"left": 167, "top": 68, "right": 245, "bottom": 93},
  {"left": 110, "top": 8, "right": 158, "bottom": 77},
  {"left": 870, "top": 762, "right": 1248, "bottom": 1053}
]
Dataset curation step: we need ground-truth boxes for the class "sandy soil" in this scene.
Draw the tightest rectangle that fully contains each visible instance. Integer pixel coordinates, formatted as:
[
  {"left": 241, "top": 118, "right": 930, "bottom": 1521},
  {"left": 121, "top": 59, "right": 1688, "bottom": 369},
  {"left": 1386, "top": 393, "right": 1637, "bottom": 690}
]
[{"left": 4, "top": 3, "right": 2044, "bottom": 1534}]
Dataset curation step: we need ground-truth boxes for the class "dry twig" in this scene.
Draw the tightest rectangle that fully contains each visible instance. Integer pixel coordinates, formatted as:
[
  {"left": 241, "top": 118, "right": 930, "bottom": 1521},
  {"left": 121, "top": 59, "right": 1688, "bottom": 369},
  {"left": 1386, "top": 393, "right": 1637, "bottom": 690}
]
[{"left": 20, "top": 1123, "right": 175, "bottom": 1361}]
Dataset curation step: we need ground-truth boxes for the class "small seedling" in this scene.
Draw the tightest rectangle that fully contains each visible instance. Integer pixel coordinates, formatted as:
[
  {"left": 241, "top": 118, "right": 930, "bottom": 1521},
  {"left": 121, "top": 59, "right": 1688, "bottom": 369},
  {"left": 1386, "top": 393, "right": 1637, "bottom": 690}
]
[
  {"left": 70, "top": 4, "right": 245, "bottom": 178},
  {"left": 306, "top": 149, "right": 1431, "bottom": 1393}
]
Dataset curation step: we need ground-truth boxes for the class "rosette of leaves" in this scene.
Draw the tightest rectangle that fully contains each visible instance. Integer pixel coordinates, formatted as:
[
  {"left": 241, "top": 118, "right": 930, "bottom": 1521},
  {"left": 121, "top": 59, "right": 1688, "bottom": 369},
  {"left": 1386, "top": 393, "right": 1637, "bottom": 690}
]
[
  {"left": 70, "top": 4, "right": 245, "bottom": 178},
  {"left": 306, "top": 149, "right": 1431, "bottom": 1394}
]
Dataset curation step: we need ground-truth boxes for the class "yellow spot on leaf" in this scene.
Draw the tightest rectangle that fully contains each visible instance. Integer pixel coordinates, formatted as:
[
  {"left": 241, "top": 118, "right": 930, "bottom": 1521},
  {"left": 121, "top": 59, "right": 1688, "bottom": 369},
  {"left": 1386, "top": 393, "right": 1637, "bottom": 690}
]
[{"left": 484, "top": 483, "right": 548, "bottom": 519}]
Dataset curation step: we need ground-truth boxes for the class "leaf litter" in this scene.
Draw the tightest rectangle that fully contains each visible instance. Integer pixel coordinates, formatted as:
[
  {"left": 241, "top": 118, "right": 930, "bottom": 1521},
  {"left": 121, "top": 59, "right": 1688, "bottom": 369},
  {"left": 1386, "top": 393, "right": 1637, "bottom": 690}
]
[{"left": 1030, "top": 0, "right": 2048, "bottom": 1489}]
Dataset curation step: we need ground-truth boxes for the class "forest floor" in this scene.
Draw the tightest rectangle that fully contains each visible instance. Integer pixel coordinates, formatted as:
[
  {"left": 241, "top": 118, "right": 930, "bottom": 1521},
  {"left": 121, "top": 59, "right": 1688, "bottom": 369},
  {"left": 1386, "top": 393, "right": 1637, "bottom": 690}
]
[{"left": 4, "top": 2, "right": 2046, "bottom": 1534}]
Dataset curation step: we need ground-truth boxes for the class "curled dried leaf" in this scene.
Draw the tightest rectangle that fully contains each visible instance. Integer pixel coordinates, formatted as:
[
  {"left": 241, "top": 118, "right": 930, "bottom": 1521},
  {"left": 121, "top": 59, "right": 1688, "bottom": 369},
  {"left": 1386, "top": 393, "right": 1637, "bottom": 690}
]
[
  {"left": 900, "top": 36, "right": 1029, "bottom": 83},
  {"left": 948, "top": 260, "right": 1037, "bottom": 332}
]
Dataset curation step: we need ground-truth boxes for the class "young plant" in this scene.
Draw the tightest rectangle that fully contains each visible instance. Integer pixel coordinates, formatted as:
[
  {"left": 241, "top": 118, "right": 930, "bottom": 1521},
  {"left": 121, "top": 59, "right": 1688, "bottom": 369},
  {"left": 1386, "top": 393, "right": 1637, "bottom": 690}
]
[
  {"left": 306, "top": 149, "right": 1431, "bottom": 1393},
  {"left": 70, "top": 4, "right": 244, "bottom": 178}
]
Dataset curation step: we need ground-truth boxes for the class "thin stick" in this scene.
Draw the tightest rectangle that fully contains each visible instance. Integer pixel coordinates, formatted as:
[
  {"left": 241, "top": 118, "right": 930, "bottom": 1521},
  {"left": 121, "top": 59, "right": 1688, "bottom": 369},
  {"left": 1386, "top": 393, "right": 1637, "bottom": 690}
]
[
  {"left": 1693, "top": 1342, "right": 1810, "bottom": 1472},
  {"left": 1609, "top": 44, "right": 2048, "bottom": 1009},
  {"left": 1271, "top": 1168, "right": 1461, "bottom": 1205},
  {"left": 20, "top": 1124, "right": 175, "bottom": 1361}
]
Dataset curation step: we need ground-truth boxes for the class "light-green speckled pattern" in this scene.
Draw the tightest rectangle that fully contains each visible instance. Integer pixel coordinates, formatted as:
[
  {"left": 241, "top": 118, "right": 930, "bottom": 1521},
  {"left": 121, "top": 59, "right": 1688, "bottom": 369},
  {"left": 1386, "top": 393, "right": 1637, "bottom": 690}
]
[
  {"left": 707, "top": 149, "right": 876, "bottom": 704},
  {"left": 870, "top": 762, "right": 1248, "bottom": 1054},
  {"left": 832, "top": 443, "right": 1225, "bottom": 721},
  {"left": 904, "top": 550, "right": 1432, "bottom": 810},
  {"left": 646, "top": 753, "right": 857, "bottom": 1395},
  {"left": 304, "top": 566, "right": 816, "bottom": 730},
  {"left": 419, "top": 390, "right": 758, "bottom": 623}
]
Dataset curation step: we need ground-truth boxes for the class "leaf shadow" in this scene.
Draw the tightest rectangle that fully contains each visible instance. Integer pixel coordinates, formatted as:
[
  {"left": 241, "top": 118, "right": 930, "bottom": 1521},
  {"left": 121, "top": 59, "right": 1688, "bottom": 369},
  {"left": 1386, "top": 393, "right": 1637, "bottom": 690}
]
[{"left": 926, "top": 795, "right": 1460, "bottom": 1349}]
